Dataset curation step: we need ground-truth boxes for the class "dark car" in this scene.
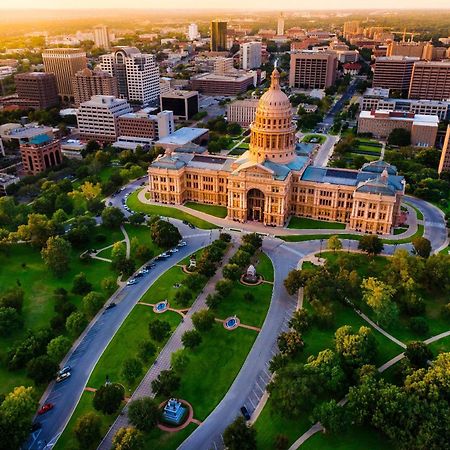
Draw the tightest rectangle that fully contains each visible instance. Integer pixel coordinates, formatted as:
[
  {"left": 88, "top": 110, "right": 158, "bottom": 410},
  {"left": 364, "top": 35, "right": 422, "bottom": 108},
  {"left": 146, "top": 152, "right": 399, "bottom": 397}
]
[
  {"left": 105, "top": 302, "right": 116, "bottom": 310},
  {"left": 182, "top": 220, "right": 189, "bottom": 225},
  {"left": 145, "top": 263, "right": 156, "bottom": 270},
  {"left": 31, "top": 422, "right": 42, "bottom": 432},
  {"left": 188, "top": 223, "right": 195, "bottom": 229},
  {"left": 240, "top": 406, "right": 251, "bottom": 421}
]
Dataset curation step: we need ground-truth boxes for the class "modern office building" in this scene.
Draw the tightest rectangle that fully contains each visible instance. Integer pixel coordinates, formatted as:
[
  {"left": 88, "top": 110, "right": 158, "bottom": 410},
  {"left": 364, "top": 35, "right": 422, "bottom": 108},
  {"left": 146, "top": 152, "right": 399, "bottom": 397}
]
[
  {"left": 289, "top": 52, "right": 337, "bottom": 89},
  {"left": 93, "top": 25, "right": 111, "bottom": 50},
  {"left": 191, "top": 72, "right": 255, "bottom": 95},
  {"left": 76, "top": 95, "right": 132, "bottom": 143},
  {"left": 100, "top": 47, "right": 160, "bottom": 105},
  {"left": 210, "top": 20, "right": 227, "bottom": 52},
  {"left": 408, "top": 61, "right": 450, "bottom": 101},
  {"left": 117, "top": 110, "right": 174, "bottom": 140},
  {"left": 241, "top": 42, "right": 262, "bottom": 70},
  {"left": 188, "top": 23, "right": 199, "bottom": 41},
  {"left": 14, "top": 72, "right": 59, "bottom": 109},
  {"left": 20, "top": 134, "right": 62, "bottom": 175},
  {"left": 42, "top": 48, "right": 87, "bottom": 101},
  {"left": 372, "top": 56, "right": 418, "bottom": 93},
  {"left": 358, "top": 110, "right": 439, "bottom": 147},
  {"left": 148, "top": 69, "right": 405, "bottom": 234},
  {"left": 73, "top": 68, "right": 119, "bottom": 106},
  {"left": 160, "top": 90, "right": 199, "bottom": 120},
  {"left": 226, "top": 99, "right": 258, "bottom": 126},
  {"left": 386, "top": 41, "right": 430, "bottom": 59},
  {"left": 361, "top": 88, "right": 449, "bottom": 120},
  {"left": 438, "top": 125, "right": 450, "bottom": 174}
]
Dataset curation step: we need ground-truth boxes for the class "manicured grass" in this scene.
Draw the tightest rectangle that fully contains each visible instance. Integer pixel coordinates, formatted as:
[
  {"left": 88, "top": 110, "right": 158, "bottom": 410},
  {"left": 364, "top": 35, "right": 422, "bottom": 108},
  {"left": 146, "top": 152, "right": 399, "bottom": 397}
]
[
  {"left": 394, "top": 227, "right": 408, "bottom": 235},
  {"left": 88, "top": 308, "right": 180, "bottom": 391},
  {"left": 54, "top": 391, "right": 118, "bottom": 450},
  {"left": 349, "top": 152, "right": 379, "bottom": 161},
  {"left": 302, "top": 134, "right": 326, "bottom": 144},
  {"left": 124, "top": 224, "right": 163, "bottom": 258},
  {"left": 184, "top": 202, "right": 228, "bottom": 219},
  {"left": 288, "top": 216, "right": 346, "bottom": 230},
  {"left": 0, "top": 228, "right": 119, "bottom": 395},
  {"left": 127, "top": 190, "right": 219, "bottom": 230},
  {"left": 300, "top": 424, "right": 397, "bottom": 450},
  {"left": 142, "top": 423, "right": 198, "bottom": 450},
  {"left": 174, "top": 325, "right": 258, "bottom": 420},
  {"left": 404, "top": 202, "right": 424, "bottom": 221},
  {"left": 428, "top": 335, "right": 450, "bottom": 354},
  {"left": 256, "top": 251, "right": 274, "bottom": 282},
  {"left": 357, "top": 144, "right": 382, "bottom": 153},
  {"left": 228, "top": 147, "right": 247, "bottom": 156}
]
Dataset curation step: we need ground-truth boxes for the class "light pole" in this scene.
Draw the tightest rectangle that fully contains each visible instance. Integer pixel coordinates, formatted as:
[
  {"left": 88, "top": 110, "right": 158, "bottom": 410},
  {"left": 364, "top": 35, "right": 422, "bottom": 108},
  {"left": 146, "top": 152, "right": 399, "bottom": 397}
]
[{"left": 319, "top": 239, "right": 324, "bottom": 260}]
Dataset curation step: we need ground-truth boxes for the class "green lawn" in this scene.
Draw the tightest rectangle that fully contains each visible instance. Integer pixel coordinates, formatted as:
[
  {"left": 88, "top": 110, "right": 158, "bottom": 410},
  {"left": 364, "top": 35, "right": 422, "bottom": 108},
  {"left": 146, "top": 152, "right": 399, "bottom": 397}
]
[
  {"left": 288, "top": 217, "right": 346, "bottom": 230},
  {"left": 302, "top": 134, "right": 326, "bottom": 144},
  {"left": 184, "top": 202, "right": 227, "bottom": 219},
  {"left": 54, "top": 391, "right": 118, "bottom": 450},
  {"left": 142, "top": 423, "right": 198, "bottom": 450},
  {"left": 428, "top": 335, "right": 450, "bottom": 354},
  {"left": 127, "top": 190, "right": 219, "bottom": 230},
  {"left": 394, "top": 227, "right": 408, "bottom": 235},
  {"left": 228, "top": 147, "right": 247, "bottom": 156},
  {"left": 256, "top": 251, "right": 274, "bottom": 282},
  {"left": 124, "top": 224, "right": 163, "bottom": 258},
  {"left": 0, "top": 226, "right": 120, "bottom": 395},
  {"left": 357, "top": 144, "right": 382, "bottom": 154}
]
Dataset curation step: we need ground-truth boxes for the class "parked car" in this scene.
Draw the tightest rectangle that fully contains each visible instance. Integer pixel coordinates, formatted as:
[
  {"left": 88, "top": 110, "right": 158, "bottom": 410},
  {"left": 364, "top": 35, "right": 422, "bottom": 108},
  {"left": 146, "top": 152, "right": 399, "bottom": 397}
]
[
  {"left": 58, "top": 366, "right": 71, "bottom": 377},
  {"left": 145, "top": 263, "right": 156, "bottom": 270},
  {"left": 188, "top": 223, "right": 195, "bottom": 229},
  {"left": 105, "top": 302, "right": 116, "bottom": 310},
  {"left": 38, "top": 403, "right": 54, "bottom": 415},
  {"left": 182, "top": 220, "right": 189, "bottom": 225},
  {"left": 169, "top": 248, "right": 179, "bottom": 253},
  {"left": 178, "top": 241, "right": 187, "bottom": 247},
  {"left": 126, "top": 279, "right": 137, "bottom": 286},
  {"left": 56, "top": 372, "right": 71, "bottom": 383},
  {"left": 139, "top": 268, "right": 149, "bottom": 274},
  {"left": 240, "top": 406, "right": 251, "bottom": 420}
]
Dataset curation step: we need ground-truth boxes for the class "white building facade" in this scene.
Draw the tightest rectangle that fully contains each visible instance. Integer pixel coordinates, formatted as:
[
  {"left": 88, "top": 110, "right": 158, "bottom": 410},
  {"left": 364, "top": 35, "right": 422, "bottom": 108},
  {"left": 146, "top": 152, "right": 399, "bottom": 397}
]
[{"left": 241, "top": 42, "right": 262, "bottom": 70}]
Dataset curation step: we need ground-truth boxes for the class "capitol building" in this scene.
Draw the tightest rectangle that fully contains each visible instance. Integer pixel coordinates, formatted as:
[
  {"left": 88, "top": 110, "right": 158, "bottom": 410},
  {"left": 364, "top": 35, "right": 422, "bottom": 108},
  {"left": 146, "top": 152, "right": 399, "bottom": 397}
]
[{"left": 147, "top": 69, "right": 405, "bottom": 234}]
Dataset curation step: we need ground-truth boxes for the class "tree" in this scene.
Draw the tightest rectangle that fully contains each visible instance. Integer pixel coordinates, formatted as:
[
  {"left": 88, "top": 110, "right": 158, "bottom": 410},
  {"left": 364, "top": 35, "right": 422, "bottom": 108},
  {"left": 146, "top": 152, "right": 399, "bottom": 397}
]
[
  {"left": 412, "top": 237, "right": 431, "bottom": 258},
  {"left": 223, "top": 416, "right": 257, "bottom": 450},
  {"left": 135, "top": 244, "right": 153, "bottom": 262},
  {"left": 148, "top": 319, "right": 171, "bottom": 341},
  {"left": 405, "top": 341, "right": 433, "bottom": 368},
  {"left": 242, "top": 232, "right": 263, "bottom": 249},
  {"left": 128, "top": 213, "right": 146, "bottom": 225},
  {"left": 358, "top": 235, "right": 383, "bottom": 256},
  {"left": 277, "top": 331, "right": 304, "bottom": 357},
  {"left": 47, "top": 335, "right": 71, "bottom": 362},
  {"left": 182, "top": 329, "right": 202, "bottom": 349},
  {"left": 192, "top": 309, "right": 215, "bottom": 332},
  {"left": 305, "top": 349, "right": 346, "bottom": 393},
  {"left": 288, "top": 309, "right": 310, "bottom": 333},
  {"left": 222, "top": 263, "right": 242, "bottom": 281},
  {"left": 361, "top": 277, "right": 398, "bottom": 327},
  {"left": 128, "top": 397, "right": 160, "bottom": 432},
  {"left": 26, "top": 355, "right": 59, "bottom": 384},
  {"left": 121, "top": 358, "right": 143, "bottom": 385},
  {"left": 334, "top": 325, "right": 377, "bottom": 369},
  {"left": 112, "top": 427, "right": 144, "bottom": 450},
  {"left": 0, "top": 307, "right": 23, "bottom": 336},
  {"left": 137, "top": 340, "right": 157, "bottom": 363},
  {"left": 284, "top": 269, "right": 311, "bottom": 295},
  {"left": 66, "top": 311, "right": 87, "bottom": 335},
  {"left": 79, "top": 181, "right": 102, "bottom": 200},
  {"left": 274, "top": 434, "right": 289, "bottom": 450},
  {"left": 102, "top": 207, "right": 125, "bottom": 228},
  {"left": 93, "top": 383, "right": 125, "bottom": 414},
  {"left": 74, "top": 412, "right": 102, "bottom": 449},
  {"left": 82, "top": 291, "right": 105, "bottom": 317},
  {"left": 174, "top": 288, "right": 192, "bottom": 307},
  {"left": 327, "top": 235, "right": 342, "bottom": 252},
  {"left": 312, "top": 400, "right": 348, "bottom": 433},
  {"left": 388, "top": 128, "right": 411, "bottom": 147},
  {"left": 215, "top": 278, "right": 233, "bottom": 297},
  {"left": 72, "top": 272, "right": 93, "bottom": 295},
  {"left": 151, "top": 369, "right": 180, "bottom": 397},
  {"left": 14, "top": 213, "right": 56, "bottom": 248},
  {"left": 0, "top": 386, "right": 37, "bottom": 450},
  {"left": 0, "top": 287, "right": 24, "bottom": 311},
  {"left": 101, "top": 277, "right": 118, "bottom": 296},
  {"left": 171, "top": 349, "right": 190, "bottom": 373},
  {"left": 150, "top": 220, "right": 181, "bottom": 248}
]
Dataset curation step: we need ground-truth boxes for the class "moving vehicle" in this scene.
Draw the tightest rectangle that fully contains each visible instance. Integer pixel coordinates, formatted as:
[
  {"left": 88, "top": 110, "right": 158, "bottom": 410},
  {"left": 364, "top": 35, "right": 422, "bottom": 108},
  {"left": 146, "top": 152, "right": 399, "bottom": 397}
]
[
  {"left": 58, "top": 366, "right": 71, "bottom": 377},
  {"left": 38, "top": 403, "right": 54, "bottom": 415},
  {"left": 56, "top": 372, "right": 71, "bottom": 383}
]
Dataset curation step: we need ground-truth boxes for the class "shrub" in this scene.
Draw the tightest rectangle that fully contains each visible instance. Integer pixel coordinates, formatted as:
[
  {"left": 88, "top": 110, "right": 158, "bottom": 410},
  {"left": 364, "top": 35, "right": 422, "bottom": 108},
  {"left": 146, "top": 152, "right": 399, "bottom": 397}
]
[
  {"left": 137, "top": 340, "right": 157, "bottom": 363},
  {"left": 192, "top": 309, "right": 215, "bottom": 332},
  {"left": 128, "top": 397, "right": 160, "bottom": 432},
  {"left": 148, "top": 319, "right": 171, "bottom": 342},
  {"left": 93, "top": 383, "right": 125, "bottom": 414},
  {"left": 181, "top": 329, "right": 202, "bottom": 349}
]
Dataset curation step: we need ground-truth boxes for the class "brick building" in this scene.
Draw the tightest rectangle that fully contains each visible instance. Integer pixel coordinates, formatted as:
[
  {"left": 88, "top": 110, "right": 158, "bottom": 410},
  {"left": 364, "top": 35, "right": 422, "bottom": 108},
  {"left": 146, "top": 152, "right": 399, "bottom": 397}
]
[
  {"left": 289, "top": 52, "right": 337, "bottom": 89},
  {"left": 20, "top": 135, "right": 62, "bottom": 175},
  {"left": 372, "top": 56, "right": 418, "bottom": 92},
  {"left": 73, "top": 68, "right": 119, "bottom": 106},
  {"left": 438, "top": 125, "right": 450, "bottom": 174},
  {"left": 408, "top": 61, "right": 450, "bottom": 101},
  {"left": 14, "top": 72, "right": 59, "bottom": 109}
]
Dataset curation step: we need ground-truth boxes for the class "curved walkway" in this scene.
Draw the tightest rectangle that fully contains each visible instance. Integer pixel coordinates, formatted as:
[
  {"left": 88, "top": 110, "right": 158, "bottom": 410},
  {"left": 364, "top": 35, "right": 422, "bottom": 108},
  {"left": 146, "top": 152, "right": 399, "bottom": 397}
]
[
  {"left": 120, "top": 224, "right": 131, "bottom": 259},
  {"left": 287, "top": 328, "right": 450, "bottom": 450}
]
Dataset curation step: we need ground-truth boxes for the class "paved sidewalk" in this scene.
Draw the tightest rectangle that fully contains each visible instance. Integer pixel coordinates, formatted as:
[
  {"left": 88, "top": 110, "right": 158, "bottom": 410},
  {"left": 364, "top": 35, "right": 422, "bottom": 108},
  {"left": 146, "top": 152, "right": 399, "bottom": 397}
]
[
  {"left": 120, "top": 224, "right": 131, "bottom": 259},
  {"left": 98, "top": 241, "right": 238, "bottom": 449}
]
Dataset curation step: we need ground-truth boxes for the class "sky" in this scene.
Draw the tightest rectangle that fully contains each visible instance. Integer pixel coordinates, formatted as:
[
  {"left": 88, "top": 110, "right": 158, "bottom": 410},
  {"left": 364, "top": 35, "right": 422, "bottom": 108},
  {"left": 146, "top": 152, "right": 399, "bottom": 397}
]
[{"left": 0, "top": 0, "right": 449, "bottom": 10}]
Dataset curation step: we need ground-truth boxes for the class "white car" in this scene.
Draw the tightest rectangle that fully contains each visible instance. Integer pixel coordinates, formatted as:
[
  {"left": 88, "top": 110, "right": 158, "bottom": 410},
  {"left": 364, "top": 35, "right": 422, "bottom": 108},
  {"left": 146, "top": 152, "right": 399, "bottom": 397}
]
[
  {"left": 126, "top": 279, "right": 137, "bottom": 286},
  {"left": 56, "top": 372, "right": 71, "bottom": 383},
  {"left": 178, "top": 241, "right": 187, "bottom": 247},
  {"left": 169, "top": 248, "right": 179, "bottom": 253}
]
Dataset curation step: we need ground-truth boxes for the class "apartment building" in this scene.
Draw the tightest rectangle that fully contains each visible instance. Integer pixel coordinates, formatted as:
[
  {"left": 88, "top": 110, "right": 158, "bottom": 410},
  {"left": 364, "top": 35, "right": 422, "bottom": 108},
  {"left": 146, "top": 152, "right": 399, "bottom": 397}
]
[
  {"left": 372, "top": 56, "right": 418, "bottom": 92},
  {"left": 408, "top": 61, "right": 450, "bottom": 101},
  {"left": 241, "top": 42, "right": 262, "bottom": 70}
]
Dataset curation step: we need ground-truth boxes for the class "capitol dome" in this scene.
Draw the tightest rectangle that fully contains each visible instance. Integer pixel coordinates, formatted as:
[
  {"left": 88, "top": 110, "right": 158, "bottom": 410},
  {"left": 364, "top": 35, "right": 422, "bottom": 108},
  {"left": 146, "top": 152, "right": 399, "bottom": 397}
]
[{"left": 249, "top": 69, "right": 296, "bottom": 164}]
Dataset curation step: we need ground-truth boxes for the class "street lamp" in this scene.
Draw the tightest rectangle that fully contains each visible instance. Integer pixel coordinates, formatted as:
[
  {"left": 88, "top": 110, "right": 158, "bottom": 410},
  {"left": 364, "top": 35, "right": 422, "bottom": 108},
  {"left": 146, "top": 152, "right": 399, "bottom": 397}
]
[{"left": 319, "top": 239, "right": 324, "bottom": 260}]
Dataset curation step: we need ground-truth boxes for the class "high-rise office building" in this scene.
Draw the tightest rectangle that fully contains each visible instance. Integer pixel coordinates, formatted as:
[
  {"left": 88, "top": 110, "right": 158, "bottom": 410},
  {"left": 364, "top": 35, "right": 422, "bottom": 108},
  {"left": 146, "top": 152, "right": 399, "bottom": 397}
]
[
  {"left": 160, "top": 90, "right": 199, "bottom": 120},
  {"left": 289, "top": 52, "right": 337, "bottom": 89},
  {"left": 438, "top": 125, "right": 450, "bottom": 174},
  {"left": 117, "top": 110, "right": 174, "bottom": 140},
  {"left": 241, "top": 42, "right": 262, "bottom": 70},
  {"left": 210, "top": 20, "right": 227, "bottom": 52},
  {"left": 14, "top": 72, "right": 59, "bottom": 109},
  {"left": 77, "top": 95, "right": 132, "bottom": 143},
  {"left": 100, "top": 47, "right": 160, "bottom": 105},
  {"left": 408, "top": 61, "right": 450, "bottom": 101},
  {"left": 93, "top": 25, "right": 111, "bottom": 50},
  {"left": 42, "top": 48, "right": 87, "bottom": 101},
  {"left": 73, "top": 68, "right": 119, "bottom": 106},
  {"left": 277, "top": 13, "right": 285, "bottom": 36},
  {"left": 188, "top": 23, "right": 199, "bottom": 41},
  {"left": 372, "top": 56, "right": 418, "bottom": 93}
]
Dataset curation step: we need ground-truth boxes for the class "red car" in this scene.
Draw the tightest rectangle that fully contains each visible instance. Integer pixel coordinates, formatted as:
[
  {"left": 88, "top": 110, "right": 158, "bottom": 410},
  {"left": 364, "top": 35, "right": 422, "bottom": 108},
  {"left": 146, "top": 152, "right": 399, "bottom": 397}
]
[{"left": 37, "top": 403, "right": 54, "bottom": 415}]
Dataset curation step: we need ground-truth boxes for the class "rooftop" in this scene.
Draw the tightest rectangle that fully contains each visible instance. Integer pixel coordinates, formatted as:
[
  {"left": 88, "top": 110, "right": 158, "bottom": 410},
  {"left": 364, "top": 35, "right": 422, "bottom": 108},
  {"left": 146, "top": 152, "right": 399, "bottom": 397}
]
[
  {"left": 192, "top": 72, "right": 254, "bottom": 82},
  {"left": 359, "top": 109, "right": 440, "bottom": 126},
  {"left": 161, "top": 89, "right": 199, "bottom": 99},
  {"left": 156, "top": 127, "right": 208, "bottom": 146}
]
